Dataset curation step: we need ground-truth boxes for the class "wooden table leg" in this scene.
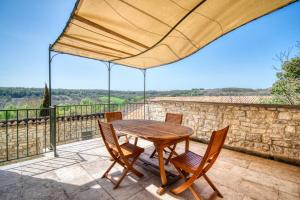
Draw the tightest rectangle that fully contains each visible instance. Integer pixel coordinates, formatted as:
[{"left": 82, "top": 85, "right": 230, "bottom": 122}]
[
  {"left": 156, "top": 144, "right": 168, "bottom": 195},
  {"left": 185, "top": 137, "right": 189, "bottom": 153}
]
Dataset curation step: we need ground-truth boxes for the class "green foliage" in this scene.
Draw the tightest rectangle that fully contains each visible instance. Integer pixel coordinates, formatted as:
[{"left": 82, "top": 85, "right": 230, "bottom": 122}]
[
  {"left": 40, "top": 84, "right": 50, "bottom": 116},
  {"left": 80, "top": 97, "right": 95, "bottom": 105},
  {"left": 131, "top": 96, "right": 144, "bottom": 102},
  {"left": 258, "top": 96, "right": 289, "bottom": 105},
  {"left": 99, "top": 96, "right": 127, "bottom": 104},
  {"left": 271, "top": 56, "right": 300, "bottom": 105}
]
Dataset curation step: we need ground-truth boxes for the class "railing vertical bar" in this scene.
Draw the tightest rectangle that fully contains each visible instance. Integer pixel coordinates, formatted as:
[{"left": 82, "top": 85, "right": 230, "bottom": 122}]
[
  {"left": 75, "top": 106, "right": 78, "bottom": 139},
  {"left": 53, "top": 106, "right": 57, "bottom": 157},
  {"left": 69, "top": 105, "right": 72, "bottom": 140},
  {"left": 130, "top": 104, "right": 132, "bottom": 119},
  {"left": 90, "top": 105, "right": 92, "bottom": 133},
  {"left": 16, "top": 110, "right": 19, "bottom": 159},
  {"left": 44, "top": 112, "right": 47, "bottom": 153},
  {"left": 94, "top": 105, "right": 96, "bottom": 132},
  {"left": 85, "top": 105, "right": 88, "bottom": 132},
  {"left": 141, "top": 103, "right": 143, "bottom": 119},
  {"left": 80, "top": 105, "right": 83, "bottom": 136},
  {"left": 35, "top": 110, "right": 38, "bottom": 155},
  {"left": 26, "top": 110, "right": 29, "bottom": 156},
  {"left": 127, "top": 104, "right": 129, "bottom": 119},
  {"left": 100, "top": 104, "right": 103, "bottom": 122},
  {"left": 64, "top": 107, "right": 66, "bottom": 142},
  {"left": 136, "top": 103, "right": 137, "bottom": 119},
  {"left": 57, "top": 108, "right": 60, "bottom": 142},
  {"left": 126, "top": 104, "right": 128, "bottom": 120},
  {"left": 5, "top": 111, "right": 8, "bottom": 161}
]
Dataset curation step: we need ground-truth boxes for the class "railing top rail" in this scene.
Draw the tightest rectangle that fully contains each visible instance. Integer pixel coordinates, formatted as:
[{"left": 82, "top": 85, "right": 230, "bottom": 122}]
[
  {"left": 0, "top": 108, "right": 52, "bottom": 112},
  {"left": 0, "top": 102, "right": 147, "bottom": 111},
  {"left": 56, "top": 103, "right": 120, "bottom": 107}
]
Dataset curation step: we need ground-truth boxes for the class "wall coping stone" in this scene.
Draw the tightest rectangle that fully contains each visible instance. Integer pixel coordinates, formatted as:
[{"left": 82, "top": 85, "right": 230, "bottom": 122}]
[{"left": 148, "top": 99, "right": 300, "bottom": 109}]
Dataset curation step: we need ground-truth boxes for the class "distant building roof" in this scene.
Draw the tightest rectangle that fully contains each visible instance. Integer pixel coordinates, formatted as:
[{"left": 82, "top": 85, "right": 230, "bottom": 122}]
[{"left": 150, "top": 96, "right": 271, "bottom": 104}]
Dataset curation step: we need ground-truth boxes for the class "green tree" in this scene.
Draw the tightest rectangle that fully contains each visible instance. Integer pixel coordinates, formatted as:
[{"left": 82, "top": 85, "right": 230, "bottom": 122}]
[
  {"left": 271, "top": 56, "right": 300, "bottom": 105},
  {"left": 40, "top": 84, "right": 50, "bottom": 116},
  {"left": 80, "top": 97, "right": 95, "bottom": 105}
]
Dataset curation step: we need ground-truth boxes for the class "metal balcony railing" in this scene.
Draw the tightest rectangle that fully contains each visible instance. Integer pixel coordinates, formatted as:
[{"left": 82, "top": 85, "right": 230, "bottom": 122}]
[{"left": 0, "top": 103, "right": 148, "bottom": 163}]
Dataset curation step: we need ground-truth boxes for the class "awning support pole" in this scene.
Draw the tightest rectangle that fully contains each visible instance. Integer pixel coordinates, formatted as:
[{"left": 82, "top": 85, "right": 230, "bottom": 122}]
[
  {"left": 107, "top": 62, "right": 112, "bottom": 111},
  {"left": 48, "top": 46, "right": 62, "bottom": 107},
  {"left": 48, "top": 44, "right": 52, "bottom": 106},
  {"left": 142, "top": 69, "right": 146, "bottom": 119}
]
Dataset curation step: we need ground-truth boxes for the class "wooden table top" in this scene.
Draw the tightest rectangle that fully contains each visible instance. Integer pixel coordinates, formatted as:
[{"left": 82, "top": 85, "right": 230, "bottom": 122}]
[{"left": 112, "top": 119, "right": 193, "bottom": 141}]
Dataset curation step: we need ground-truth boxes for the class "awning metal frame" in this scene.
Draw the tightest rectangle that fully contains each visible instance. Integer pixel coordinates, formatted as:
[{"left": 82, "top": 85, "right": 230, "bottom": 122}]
[{"left": 48, "top": 44, "right": 147, "bottom": 113}]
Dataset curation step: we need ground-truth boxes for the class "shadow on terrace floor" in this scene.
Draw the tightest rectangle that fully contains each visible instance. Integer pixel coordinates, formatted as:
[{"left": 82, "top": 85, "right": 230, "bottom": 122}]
[{"left": 0, "top": 138, "right": 299, "bottom": 200}]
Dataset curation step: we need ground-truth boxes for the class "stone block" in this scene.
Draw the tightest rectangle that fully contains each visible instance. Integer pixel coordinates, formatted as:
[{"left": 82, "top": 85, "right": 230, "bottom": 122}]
[
  {"left": 285, "top": 126, "right": 295, "bottom": 133},
  {"left": 246, "top": 134, "right": 262, "bottom": 142},
  {"left": 271, "top": 145, "right": 284, "bottom": 154},
  {"left": 292, "top": 113, "right": 300, "bottom": 120},
  {"left": 278, "top": 112, "right": 292, "bottom": 120},
  {"left": 272, "top": 140, "right": 292, "bottom": 148},
  {"left": 251, "top": 128, "right": 266, "bottom": 134}
]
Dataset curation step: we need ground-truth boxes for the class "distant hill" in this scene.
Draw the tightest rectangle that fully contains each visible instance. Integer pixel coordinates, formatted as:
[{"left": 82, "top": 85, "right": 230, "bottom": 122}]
[{"left": 0, "top": 87, "right": 270, "bottom": 108}]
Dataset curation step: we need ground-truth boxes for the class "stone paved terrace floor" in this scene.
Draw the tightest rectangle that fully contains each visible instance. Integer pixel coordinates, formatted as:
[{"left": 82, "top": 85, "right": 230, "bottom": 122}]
[{"left": 0, "top": 138, "right": 299, "bottom": 200}]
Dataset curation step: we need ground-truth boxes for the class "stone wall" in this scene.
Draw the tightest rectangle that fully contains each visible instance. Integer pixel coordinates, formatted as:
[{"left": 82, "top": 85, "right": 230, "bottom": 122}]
[{"left": 148, "top": 100, "right": 300, "bottom": 164}]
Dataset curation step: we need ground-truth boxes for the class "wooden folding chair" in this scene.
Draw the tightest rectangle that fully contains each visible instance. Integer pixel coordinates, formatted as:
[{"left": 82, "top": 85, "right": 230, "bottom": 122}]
[
  {"left": 150, "top": 113, "right": 183, "bottom": 164},
  {"left": 98, "top": 121, "right": 144, "bottom": 189},
  {"left": 105, "top": 112, "right": 138, "bottom": 145},
  {"left": 170, "top": 126, "right": 229, "bottom": 200},
  {"left": 105, "top": 111, "right": 123, "bottom": 123}
]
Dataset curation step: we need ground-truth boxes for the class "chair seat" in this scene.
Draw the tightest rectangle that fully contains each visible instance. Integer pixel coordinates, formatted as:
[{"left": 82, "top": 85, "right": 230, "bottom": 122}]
[
  {"left": 170, "top": 151, "right": 203, "bottom": 173},
  {"left": 119, "top": 142, "right": 144, "bottom": 158}
]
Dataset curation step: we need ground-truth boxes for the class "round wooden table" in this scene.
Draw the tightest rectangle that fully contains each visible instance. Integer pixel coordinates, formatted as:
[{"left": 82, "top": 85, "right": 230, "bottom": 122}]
[{"left": 112, "top": 119, "right": 193, "bottom": 194}]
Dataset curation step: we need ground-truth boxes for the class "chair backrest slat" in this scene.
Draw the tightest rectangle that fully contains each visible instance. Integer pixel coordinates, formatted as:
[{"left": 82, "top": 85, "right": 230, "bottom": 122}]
[
  {"left": 198, "top": 126, "right": 229, "bottom": 173},
  {"left": 106, "top": 112, "right": 122, "bottom": 123},
  {"left": 98, "top": 121, "right": 119, "bottom": 149},
  {"left": 165, "top": 113, "right": 183, "bottom": 125}
]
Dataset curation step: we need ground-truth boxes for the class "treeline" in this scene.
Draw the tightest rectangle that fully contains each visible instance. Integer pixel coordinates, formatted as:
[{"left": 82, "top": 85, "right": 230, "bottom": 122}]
[{"left": 0, "top": 87, "right": 270, "bottom": 108}]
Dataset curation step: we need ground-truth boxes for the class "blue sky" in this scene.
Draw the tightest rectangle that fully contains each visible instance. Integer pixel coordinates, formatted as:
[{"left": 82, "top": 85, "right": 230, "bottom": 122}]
[{"left": 0, "top": 1, "right": 299, "bottom": 91}]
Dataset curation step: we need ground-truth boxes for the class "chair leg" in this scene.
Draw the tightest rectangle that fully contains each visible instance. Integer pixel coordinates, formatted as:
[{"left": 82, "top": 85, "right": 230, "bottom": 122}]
[
  {"left": 203, "top": 174, "right": 223, "bottom": 198},
  {"left": 125, "top": 135, "right": 129, "bottom": 143},
  {"left": 102, "top": 160, "right": 116, "bottom": 178},
  {"left": 150, "top": 149, "right": 156, "bottom": 158},
  {"left": 188, "top": 185, "right": 203, "bottom": 200},
  {"left": 150, "top": 148, "right": 168, "bottom": 159},
  {"left": 172, "top": 167, "right": 203, "bottom": 200},
  {"left": 165, "top": 144, "right": 177, "bottom": 165},
  {"left": 130, "top": 167, "right": 144, "bottom": 178},
  {"left": 128, "top": 154, "right": 144, "bottom": 178},
  {"left": 113, "top": 168, "right": 129, "bottom": 189},
  {"left": 134, "top": 137, "right": 138, "bottom": 145}
]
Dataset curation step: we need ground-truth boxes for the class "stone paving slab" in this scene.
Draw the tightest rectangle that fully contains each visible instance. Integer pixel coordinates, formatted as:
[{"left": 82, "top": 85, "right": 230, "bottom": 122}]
[{"left": 0, "top": 138, "right": 299, "bottom": 200}]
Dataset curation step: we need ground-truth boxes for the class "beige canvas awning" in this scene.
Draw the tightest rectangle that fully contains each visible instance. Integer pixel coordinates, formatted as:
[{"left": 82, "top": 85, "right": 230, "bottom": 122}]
[{"left": 51, "top": 0, "right": 296, "bottom": 69}]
